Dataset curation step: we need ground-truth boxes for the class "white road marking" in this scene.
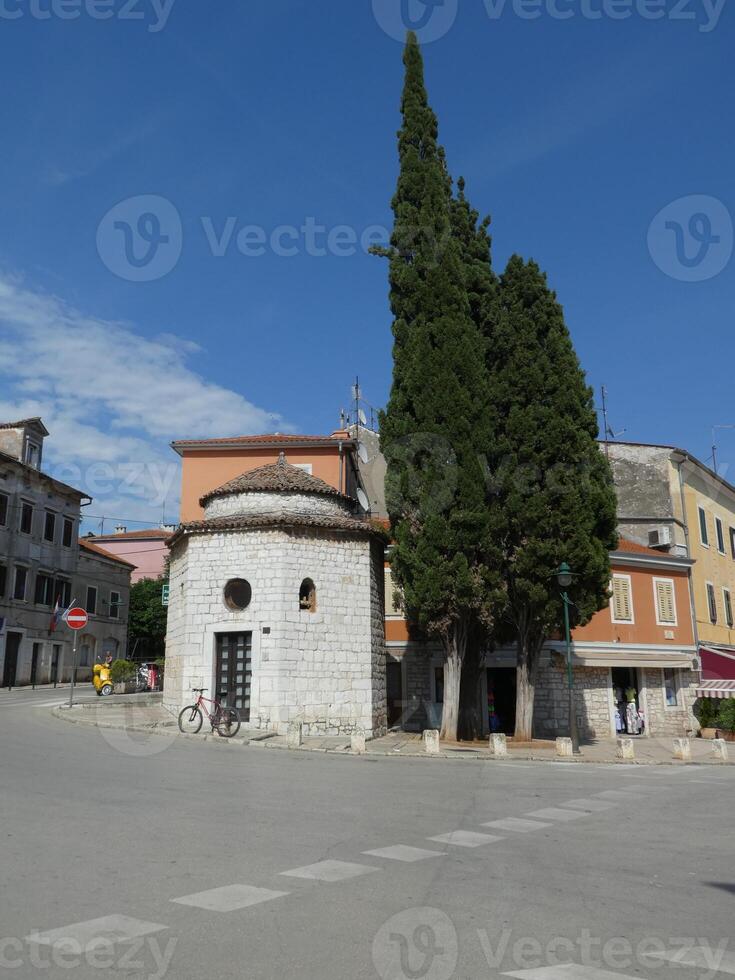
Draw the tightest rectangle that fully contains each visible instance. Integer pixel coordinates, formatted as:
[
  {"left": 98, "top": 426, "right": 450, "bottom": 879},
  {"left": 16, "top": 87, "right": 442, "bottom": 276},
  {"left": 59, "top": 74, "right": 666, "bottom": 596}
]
[
  {"left": 524, "top": 808, "right": 587, "bottom": 822},
  {"left": 362, "top": 845, "right": 444, "bottom": 862},
  {"left": 593, "top": 790, "right": 640, "bottom": 801},
  {"left": 481, "top": 817, "right": 552, "bottom": 833},
  {"left": 170, "top": 884, "right": 289, "bottom": 911},
  {"left": 27, "top": 915, "right": 166, "bottom": 951},
  {"left": 503, "top": 965, "right": 643, "bottom": 979},
  {"left": 559, "top": 798, "right": 615, "bottom": 813},
  {"left": 428, "top": 830, "right": 504, "bottom": 848},
  {"left": 649, "top": 945, "right": 735, "bottom": 975},
  {"left": 280, "top": 860, "right": 379, "bottom": 882}
]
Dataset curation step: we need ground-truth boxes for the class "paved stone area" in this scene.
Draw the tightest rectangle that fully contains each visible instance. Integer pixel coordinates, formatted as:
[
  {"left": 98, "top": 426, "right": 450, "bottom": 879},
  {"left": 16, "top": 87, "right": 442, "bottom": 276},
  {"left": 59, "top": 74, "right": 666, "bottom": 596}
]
[{"left": 50, "top": 693, "right": 733, "bottom": 766}]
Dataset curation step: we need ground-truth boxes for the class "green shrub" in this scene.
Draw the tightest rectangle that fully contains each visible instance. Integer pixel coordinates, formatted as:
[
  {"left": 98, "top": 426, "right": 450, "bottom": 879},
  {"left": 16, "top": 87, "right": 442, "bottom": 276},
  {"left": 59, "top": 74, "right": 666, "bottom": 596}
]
[
  {"left": 716, "top": 699, "right": 735, "bottom": 732},
  {"left": 110, "top": 659, "right": 137, "bottom": 684},
  {"left": 694, "top": 697, "right": 720, "bottom": 729}
]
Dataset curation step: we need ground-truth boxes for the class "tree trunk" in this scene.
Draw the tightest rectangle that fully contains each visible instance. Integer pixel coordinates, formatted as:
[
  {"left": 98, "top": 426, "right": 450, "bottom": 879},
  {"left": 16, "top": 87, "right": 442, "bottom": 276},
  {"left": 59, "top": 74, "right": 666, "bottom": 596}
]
[
  {"left": 439, "top": 618, "right": 468, "bottom": 741},
  {"left": 514, "top": 634, "right": 541, "bottom": 742},
  {"left": 458, "top": 623, "right": 483, "bottom": 741}
]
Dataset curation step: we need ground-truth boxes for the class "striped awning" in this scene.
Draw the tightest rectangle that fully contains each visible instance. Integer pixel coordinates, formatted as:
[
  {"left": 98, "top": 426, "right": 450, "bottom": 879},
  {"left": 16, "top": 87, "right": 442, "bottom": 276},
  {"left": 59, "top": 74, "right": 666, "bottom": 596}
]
[{"left": 695, "top": 679, "right": 735, "bottom": 699}]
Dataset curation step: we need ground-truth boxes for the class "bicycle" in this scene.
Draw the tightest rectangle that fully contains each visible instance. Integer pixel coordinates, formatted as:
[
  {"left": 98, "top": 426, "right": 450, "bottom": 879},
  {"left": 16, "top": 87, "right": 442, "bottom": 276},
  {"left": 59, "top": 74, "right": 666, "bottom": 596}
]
[{"left": 178, "top": 689, "right": 241, "bottom": 738}]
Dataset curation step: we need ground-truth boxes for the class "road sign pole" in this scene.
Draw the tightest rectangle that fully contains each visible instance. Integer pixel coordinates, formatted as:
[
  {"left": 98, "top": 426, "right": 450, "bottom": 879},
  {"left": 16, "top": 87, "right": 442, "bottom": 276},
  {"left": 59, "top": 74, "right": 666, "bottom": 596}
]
[{"left": 68, "top": 633, "right": 77, "bottom": 709}]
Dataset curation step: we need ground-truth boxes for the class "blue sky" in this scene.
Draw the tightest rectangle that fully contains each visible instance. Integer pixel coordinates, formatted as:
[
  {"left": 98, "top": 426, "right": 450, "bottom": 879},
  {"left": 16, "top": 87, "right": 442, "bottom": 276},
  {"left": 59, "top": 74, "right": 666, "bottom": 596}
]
[{"left": 0, "top": 0, "right": 732, "bottom": 526}]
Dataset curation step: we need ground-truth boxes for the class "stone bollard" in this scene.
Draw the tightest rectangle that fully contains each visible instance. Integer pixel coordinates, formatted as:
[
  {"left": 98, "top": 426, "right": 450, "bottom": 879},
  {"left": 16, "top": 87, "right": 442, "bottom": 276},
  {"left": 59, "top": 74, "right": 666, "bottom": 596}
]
[
  {"left": 556, "top": 737, "right": 574, "bottom": 758},
  {"left": 423, "top": 730, "right": 440, "bottom": 755},
  {"left": 287, "top": 722, "right": 303, "bottom": 749},
  {"left": 712, "top": 738, "right": 729, "bottom": 762},
  {"left": 351, "top": 732, "right": 366, "bottom": 755},
  {"left": 673, "top": 737, "right": 691, "bottom": 762},
  {"left": 616, "top": 737, "right": 635, "bottom": 760},
  {"left": 489, "top": 733, "right": 507, "bottom": 757}
]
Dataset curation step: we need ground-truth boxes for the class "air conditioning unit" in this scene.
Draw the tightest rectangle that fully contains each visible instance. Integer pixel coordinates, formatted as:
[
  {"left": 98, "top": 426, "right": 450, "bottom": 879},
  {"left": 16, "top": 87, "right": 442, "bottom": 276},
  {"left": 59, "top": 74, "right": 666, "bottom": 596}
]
[{"left": 648, "top": 527, "right": 672, "bottom": 548}]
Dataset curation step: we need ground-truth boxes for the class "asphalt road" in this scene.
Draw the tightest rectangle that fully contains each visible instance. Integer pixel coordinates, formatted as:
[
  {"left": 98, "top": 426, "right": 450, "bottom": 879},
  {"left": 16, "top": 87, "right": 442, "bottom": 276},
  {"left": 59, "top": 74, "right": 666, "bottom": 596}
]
[{"left": 1, "top": 691, "right": 733, "bottom": 980}]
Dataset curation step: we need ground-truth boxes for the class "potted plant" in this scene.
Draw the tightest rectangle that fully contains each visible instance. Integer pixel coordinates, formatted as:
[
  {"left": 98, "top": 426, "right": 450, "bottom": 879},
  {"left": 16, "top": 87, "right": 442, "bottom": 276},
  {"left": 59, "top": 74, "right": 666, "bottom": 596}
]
[
  {"left": 715, "top": 699, "right": 735, "bottom": 742},
  {"left": 694, "top": 697, "right": 720, "bottom": 739},
  {"left": 110, "top": 659, "right": 138, "bottom": 694}
]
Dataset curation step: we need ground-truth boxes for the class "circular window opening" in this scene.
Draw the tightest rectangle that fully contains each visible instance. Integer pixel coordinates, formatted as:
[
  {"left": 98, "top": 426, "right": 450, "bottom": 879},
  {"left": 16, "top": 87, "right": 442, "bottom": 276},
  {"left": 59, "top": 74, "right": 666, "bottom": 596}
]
[{"left": 223, "top": 578, "right": 252, "bottom": 611}]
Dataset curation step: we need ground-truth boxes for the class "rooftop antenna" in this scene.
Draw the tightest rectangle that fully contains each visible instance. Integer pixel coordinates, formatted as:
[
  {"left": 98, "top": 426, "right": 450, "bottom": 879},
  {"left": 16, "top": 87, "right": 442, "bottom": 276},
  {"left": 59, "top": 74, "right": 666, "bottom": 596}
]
[
  {"left": 711, "top": 424, "right": 735, "bottom": 475},
  {"left": 601, "top": 385, "right": 626, "bottom": 457},
  {"left": 352, "top": 377, "right": 362, "bottom": 431}
]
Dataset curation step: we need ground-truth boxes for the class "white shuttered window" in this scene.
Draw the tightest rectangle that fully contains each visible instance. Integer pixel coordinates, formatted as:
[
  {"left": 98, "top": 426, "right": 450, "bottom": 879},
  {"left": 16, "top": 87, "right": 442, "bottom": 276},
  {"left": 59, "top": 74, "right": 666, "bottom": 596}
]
[
  {"left": 654, "top": 578, "right": 677, "bottom": 626},
  {"left": 611, "top": 575, "right": 634, "bottom": 623}
]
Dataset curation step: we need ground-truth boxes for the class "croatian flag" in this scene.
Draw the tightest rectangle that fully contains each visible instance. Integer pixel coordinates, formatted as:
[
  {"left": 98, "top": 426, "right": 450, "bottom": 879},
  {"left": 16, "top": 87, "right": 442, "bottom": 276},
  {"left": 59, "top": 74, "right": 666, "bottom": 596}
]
[{"left": 49, "top": 596, "right": 62, "bottom": 633}]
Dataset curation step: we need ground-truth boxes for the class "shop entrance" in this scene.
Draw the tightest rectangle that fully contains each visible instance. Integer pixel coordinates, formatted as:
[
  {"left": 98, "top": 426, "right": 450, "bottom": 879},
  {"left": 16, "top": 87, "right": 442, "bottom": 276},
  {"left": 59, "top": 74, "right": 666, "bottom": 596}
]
[
  {"left": 486, "top": 668, "right": 516, "bottom": 736},
  {"left": 612, "top": 667, "right": 644, "bottom": 736}
]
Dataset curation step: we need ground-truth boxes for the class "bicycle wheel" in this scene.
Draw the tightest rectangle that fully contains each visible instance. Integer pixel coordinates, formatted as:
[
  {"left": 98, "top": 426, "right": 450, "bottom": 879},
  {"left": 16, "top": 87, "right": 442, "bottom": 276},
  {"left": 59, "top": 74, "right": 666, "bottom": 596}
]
[
  {"left": 178, "top": 705, "right": 203, "bottom": 734},
  {"left": 216, "top": 707, "right": 241, "bottom": 738}
]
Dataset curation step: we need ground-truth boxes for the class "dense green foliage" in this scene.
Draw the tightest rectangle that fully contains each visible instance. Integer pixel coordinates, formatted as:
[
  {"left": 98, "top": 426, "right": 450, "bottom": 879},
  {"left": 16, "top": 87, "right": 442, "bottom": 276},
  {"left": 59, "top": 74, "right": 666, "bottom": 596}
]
[
  {"left": 128, "top": 577, "right": 168, "bottom": 660},
  {"left": 110, "top": 659, "right": 137, "bottom": 684},
  {"left": 377, "top": 34, "right": 618, "bottom": 740},
  {"left": 376, "top": 34, "right": 498, "bottom": 738}
]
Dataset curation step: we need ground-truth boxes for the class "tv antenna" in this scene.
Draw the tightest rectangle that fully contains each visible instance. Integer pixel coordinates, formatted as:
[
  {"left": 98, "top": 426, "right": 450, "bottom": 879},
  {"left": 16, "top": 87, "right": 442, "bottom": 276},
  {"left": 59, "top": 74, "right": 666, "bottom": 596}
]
[
  {"left": 711, "top": 424, "right": 735, "bottom": 475},
  {"left": 601, "top": 386, "right": 626, "bottom": 457}
]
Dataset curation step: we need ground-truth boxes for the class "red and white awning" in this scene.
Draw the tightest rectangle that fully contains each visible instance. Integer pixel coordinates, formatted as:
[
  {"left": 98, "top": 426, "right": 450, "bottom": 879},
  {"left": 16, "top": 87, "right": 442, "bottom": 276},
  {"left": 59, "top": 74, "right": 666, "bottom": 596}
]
[{"left": 695, "top": 679, "right": 735, "bottom": 699}]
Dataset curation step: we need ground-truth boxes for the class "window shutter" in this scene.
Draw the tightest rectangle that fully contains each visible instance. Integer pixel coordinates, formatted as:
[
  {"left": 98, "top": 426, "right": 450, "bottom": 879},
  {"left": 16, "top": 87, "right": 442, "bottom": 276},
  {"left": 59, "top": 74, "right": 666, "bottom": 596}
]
[
  {"left": 655, "top": 580, "right": 676, "bottom": 624},
  {"left": 612, "top": 577, "right": 632, "bottom": 622},
  {"left": 384, "top": 567, "right": 403, "bottom": 616}
]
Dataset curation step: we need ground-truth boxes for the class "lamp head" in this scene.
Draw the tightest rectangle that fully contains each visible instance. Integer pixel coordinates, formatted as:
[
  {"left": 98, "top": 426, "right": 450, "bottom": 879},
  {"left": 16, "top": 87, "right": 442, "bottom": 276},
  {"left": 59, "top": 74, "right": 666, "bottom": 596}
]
[{"left": 557, "top": 562, "right": 573, "bottom": 588}]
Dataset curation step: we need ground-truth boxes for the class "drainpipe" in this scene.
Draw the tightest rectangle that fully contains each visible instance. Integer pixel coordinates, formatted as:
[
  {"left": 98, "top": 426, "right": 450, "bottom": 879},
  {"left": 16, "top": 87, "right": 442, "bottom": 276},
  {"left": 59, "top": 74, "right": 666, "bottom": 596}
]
[
  {"left": 338, "top": 441, "right": 344, "bottom": 494},
  {"left": 673, "top": 456, "right": 701, "bottom": 666}
]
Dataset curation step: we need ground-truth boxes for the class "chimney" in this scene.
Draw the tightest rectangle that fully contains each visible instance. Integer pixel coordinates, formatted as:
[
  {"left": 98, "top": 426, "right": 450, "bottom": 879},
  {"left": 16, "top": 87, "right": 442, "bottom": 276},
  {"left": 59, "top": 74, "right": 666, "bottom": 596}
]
[{"left": 115, "top": 525, "right": 127, "bottom": 535}]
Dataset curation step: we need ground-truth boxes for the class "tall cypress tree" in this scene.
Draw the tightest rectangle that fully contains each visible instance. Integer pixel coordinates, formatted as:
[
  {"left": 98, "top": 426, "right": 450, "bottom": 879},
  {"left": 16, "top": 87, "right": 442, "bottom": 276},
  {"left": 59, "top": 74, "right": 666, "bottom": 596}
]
[
  {"left": 376, "top": 33, "right": 495, "bottom": 741},
  {"left": 485, "top": 255, "right": 618, "bottom": 740},
  {"left": 448, "top": 179, "right": 501, "bottom": 738}
]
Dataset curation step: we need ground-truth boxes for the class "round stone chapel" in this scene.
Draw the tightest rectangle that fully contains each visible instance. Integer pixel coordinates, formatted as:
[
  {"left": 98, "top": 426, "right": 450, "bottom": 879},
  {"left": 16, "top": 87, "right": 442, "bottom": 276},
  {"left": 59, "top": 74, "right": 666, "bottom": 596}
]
[{"left": 163, "top": 455, "right": 387, "bottom": 737}]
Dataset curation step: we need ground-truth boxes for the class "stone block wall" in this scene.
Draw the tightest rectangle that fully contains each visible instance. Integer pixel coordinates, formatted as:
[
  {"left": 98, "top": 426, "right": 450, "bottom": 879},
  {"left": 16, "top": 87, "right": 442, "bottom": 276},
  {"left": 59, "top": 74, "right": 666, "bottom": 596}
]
[
  {"left": 643, "top": 667, "right": 698, "bottom": 736},
  {"left": 163, "top": 525, "right": 387, "bottom": 736},
  {"left": 533, "top": 661, "right": 613, "bottom": 739}
]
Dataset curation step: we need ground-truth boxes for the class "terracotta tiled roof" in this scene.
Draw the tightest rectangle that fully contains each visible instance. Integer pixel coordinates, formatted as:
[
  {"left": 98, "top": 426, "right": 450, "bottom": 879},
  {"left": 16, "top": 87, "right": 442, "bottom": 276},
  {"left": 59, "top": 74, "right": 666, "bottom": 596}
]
[
  {"left": 169, "top": 511, "right": 383, "bottom": 548},
  {"left": 615, "top": 537, "right": 686, "bottom": 560},
  {"left": 173, "top": 431, "right": 353, "bottom": 451},
  {"left": 200, "top": 456, "right": 349, "bottom": 506},
  {"left": 79, "top": 538, "right": 136, "bottom": 569},
  {"left": 94, "top": 529, "right": 173, "bottom": 541}
]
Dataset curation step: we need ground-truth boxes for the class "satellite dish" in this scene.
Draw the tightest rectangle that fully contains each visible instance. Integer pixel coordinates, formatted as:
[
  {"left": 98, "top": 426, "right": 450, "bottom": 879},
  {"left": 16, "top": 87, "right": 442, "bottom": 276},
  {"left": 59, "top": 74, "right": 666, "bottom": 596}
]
[
  {"left": 358, "top": 409, "right": 367, "bottom": 426},
  {"left": 357, "top": 442, "right": 369, "bottom": 464},
  {"left": 357, "top": 488, "right": 370, "bottom": 511}
]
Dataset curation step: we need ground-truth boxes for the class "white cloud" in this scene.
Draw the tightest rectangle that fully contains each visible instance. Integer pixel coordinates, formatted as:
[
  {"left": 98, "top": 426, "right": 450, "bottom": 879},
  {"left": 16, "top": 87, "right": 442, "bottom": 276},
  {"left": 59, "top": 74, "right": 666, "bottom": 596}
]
[{"left": 0, "top": 274, "right": 288, "bottom": 525}]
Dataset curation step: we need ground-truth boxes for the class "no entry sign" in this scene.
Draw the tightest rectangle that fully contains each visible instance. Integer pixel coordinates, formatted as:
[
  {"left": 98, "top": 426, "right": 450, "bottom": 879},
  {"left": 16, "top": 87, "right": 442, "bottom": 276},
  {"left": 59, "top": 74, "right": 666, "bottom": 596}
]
[{"left": 65, "top": 607, "right": 88, "bottom": 631}]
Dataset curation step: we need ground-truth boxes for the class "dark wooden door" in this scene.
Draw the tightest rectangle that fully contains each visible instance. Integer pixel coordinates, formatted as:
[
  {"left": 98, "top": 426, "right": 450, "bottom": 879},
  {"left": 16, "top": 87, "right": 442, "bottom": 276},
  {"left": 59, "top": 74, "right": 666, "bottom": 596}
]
[
  {"left": 215, "top": 633, "right": 252, "bottom": 719},
  {"left": 2, "top": 632, "right": 21, "bottom": 689}
]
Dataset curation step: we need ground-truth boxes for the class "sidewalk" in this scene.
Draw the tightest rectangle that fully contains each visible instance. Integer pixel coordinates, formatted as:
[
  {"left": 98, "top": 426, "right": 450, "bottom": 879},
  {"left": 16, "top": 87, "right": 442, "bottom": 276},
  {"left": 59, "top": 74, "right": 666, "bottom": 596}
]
[{"left": 51, "top": 700, "right": 733, "bottom": 766}]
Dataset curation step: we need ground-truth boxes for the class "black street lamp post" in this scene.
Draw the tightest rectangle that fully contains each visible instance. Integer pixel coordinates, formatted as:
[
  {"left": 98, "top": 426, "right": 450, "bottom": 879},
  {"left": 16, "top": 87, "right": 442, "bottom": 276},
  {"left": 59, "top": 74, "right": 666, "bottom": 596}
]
[{"left": 556, "top": 562, "right": 580, "bottom": 754}]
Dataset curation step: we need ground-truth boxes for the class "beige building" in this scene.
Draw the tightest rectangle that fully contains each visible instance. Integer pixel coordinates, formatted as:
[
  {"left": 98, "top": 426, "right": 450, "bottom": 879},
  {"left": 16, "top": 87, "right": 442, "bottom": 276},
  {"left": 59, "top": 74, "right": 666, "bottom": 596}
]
[{"left": 607, "top": 441, "right": 735, "bottom": 662}]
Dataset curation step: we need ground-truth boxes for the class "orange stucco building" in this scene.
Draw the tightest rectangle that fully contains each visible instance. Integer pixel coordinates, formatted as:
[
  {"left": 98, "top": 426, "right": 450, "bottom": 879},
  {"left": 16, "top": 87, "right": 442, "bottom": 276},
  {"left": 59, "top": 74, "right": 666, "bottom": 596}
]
[{"left": 172, "top": 432, "right": 359, "bottom": 522}]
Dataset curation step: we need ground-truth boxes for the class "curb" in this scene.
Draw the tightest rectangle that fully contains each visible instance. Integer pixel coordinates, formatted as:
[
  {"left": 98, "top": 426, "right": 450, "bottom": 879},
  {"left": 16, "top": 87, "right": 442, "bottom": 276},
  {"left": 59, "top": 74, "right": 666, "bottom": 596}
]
[{"left": 49, "top": 709, "right": 733, "bottom": 767}]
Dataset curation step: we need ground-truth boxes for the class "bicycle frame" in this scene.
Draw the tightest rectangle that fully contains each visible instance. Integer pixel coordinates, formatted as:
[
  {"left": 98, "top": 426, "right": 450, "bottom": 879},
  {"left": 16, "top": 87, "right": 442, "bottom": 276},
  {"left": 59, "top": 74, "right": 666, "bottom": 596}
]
[{"left": 191, "top": 691, "right": 223, "bottom": 728}]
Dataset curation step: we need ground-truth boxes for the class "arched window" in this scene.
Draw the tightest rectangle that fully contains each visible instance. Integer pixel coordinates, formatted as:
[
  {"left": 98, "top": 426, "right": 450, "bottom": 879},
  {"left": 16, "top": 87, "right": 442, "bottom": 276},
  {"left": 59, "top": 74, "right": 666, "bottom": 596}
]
[
  {"left": 299, "top": 578, "right": 316, "bottom": 613},
  {"left": 224, "top": 579, "right": 252, "bottom": 611}
]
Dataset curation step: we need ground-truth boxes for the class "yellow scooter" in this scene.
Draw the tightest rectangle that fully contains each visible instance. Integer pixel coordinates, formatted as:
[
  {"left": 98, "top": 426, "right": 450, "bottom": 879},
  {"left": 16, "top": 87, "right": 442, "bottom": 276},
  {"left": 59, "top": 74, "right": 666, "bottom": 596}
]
[{"left": 93, "top": 661, "right": 114, "bottom": 697}]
